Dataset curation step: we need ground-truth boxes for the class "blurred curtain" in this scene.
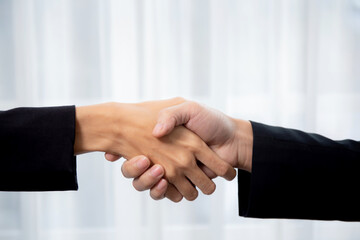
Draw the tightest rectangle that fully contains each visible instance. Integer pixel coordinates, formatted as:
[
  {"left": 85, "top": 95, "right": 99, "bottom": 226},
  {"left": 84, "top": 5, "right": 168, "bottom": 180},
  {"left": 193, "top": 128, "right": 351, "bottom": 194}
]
[{"left": 1, "top": 0, "right": 360, "bottom": 240}]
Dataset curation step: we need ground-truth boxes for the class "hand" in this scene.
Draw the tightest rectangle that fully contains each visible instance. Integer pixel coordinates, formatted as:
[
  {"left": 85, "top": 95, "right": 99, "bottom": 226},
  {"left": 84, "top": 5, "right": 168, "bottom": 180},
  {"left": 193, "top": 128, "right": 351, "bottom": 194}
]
[
  {"left": 112, "top": 100, "right": 253, "bottom": 200},
  {"left": 153, "top": 101, "right": 253, "bottom": 171},
  {"left": 74, "top": 98, "right": 236, "bottom": 201}
]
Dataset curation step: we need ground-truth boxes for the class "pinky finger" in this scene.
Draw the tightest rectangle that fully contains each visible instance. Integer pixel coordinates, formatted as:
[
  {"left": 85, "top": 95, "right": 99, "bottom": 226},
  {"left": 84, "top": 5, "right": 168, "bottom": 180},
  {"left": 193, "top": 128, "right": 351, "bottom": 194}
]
[{"left": 150, "top": 179, "right": 168, "bottom": 200}]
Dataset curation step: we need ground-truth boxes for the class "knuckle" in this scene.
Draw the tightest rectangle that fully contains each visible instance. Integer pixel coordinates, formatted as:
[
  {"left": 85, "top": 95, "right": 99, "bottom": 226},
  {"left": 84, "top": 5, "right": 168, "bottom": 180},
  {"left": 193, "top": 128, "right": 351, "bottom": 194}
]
[
  {"left": 177, "top": 155, "right": 195, "bottom": 170},
  {"left": 184, "top": 142, "right": 197, "bottom": 153},
  {"left": 218, "top": 164, "right": 230, "bottom": 177},
  {"left": 217, "top": 167, "right": 227, "bottom": 177},
  {"left": 189, "top": 139, "right": 205, "bottom": 153},
  {"left": 165, "top": 169, "right": 178, "bottom": 184}
]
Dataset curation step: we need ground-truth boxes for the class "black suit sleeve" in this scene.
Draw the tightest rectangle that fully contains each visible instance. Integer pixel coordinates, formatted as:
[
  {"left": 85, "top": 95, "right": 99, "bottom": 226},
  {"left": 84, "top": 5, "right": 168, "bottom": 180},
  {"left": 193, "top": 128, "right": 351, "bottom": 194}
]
[
  {"left": 0, "top": 106, "right": 78, "bottom": 191},
  {"left": 238, "top": 121, "right": 360, "bottom": 221}
]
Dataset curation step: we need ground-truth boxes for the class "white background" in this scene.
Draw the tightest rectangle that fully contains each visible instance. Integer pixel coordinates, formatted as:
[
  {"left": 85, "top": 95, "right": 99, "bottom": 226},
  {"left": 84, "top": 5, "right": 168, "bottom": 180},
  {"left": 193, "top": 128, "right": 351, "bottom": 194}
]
[{"left": 0, "top": 0, "right": 360, "bottom": 239}]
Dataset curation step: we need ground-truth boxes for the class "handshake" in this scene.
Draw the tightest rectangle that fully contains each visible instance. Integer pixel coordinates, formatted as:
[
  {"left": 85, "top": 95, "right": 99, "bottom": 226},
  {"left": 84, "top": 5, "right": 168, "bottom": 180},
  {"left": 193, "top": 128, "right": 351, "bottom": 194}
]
[{"left": 74, "top": 97, "right": 253, "bottom": 202}]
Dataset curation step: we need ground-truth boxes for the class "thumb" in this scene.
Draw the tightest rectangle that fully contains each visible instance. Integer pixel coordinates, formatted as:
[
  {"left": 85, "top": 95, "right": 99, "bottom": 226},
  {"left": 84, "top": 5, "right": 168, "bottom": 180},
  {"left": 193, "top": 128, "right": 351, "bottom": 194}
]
[{"left": 152, "top": 102, "right": 194, "bottom": 137}]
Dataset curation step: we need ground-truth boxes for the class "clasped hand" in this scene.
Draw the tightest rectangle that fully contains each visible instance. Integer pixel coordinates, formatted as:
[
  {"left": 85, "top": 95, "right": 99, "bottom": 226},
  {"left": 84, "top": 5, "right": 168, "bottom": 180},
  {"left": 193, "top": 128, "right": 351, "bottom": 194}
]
[{"left": 74, "top": 98, "right": 237, "bottom": 201}]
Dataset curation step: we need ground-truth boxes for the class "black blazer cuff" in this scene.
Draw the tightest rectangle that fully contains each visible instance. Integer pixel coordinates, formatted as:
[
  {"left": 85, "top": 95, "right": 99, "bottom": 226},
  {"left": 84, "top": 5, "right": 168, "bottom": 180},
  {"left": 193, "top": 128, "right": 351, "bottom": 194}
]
[{"left": 0, "top": 106, "right": 78, "bottom": 191}]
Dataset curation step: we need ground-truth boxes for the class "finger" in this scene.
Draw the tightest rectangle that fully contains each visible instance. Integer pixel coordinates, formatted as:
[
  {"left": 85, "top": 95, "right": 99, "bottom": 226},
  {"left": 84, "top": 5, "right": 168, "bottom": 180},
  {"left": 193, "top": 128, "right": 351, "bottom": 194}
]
[
  {"left": 152, "top": 102, "right": 194, "bottom": 137},
  {"left": 198, "top": 163, "right": 217, "bottom": 179},
  {"left": 105, "top": 153, "right": 122, "bottom": 162},
  {"left": 132, "top": 165, "right": 164, "bottom": 191},
  {"left": 150, "top": 178, "right": 168, "bottom": 200},
  {"left": 121, "top": 156, "right": 151, "bottom": 178},
  {"left": 195, "top": 145, "right": 237, "bottom": 181},
  {"left": 173, "top": 178, "right": 198, "bottom": 201},
  {"left": 186, "top": 168, "right": 216, "bottom": 195},
  {"left": 165, "top": 184, "right": 183, "bottom": 202}
]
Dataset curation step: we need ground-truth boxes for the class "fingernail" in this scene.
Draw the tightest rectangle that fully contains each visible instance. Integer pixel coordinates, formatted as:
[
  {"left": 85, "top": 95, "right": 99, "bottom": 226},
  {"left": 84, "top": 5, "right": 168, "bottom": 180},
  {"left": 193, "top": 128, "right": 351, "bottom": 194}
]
[
  {"left": 150, "top": 165, "right": 163, "bottom": 177},
  {"left": 156, "top": 179, "right": 167, "bottom": 190},
  {"left": 136, "top": 157, "right": 149, "bottom": 169},
  {"left": 152, "top": 123, "right": 164, "bottom": 135}
]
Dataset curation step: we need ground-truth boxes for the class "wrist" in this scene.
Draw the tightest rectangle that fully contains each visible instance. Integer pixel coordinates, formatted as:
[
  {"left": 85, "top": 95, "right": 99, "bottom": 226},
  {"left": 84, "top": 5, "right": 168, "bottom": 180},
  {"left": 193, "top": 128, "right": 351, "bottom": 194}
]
[
  {"left": 233, "top": 119, "right": 253, "bottom": 172},
  {"left": 74, "top": 103, "right": 115, "bottom": 155}
]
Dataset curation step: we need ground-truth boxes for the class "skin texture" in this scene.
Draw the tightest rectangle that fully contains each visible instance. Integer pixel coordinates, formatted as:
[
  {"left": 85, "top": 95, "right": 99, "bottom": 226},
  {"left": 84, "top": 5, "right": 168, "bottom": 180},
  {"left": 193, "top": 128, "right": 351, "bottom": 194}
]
[
  {"left": 106, "top": 100, "right": 254, "bottom": 201},
  {"left": 74, "top": 98, "right": 236, "bottom": 201}
]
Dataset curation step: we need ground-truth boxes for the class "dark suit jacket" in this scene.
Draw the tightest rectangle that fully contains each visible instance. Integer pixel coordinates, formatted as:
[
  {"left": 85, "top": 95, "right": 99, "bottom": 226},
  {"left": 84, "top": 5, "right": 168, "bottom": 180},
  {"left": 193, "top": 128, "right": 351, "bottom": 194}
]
[
  {"left": 0, "top": 106, "right": 78, "bottom": 191},
  {"left": 238, "top": 121, "right": 360, "bottom": 221}
]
